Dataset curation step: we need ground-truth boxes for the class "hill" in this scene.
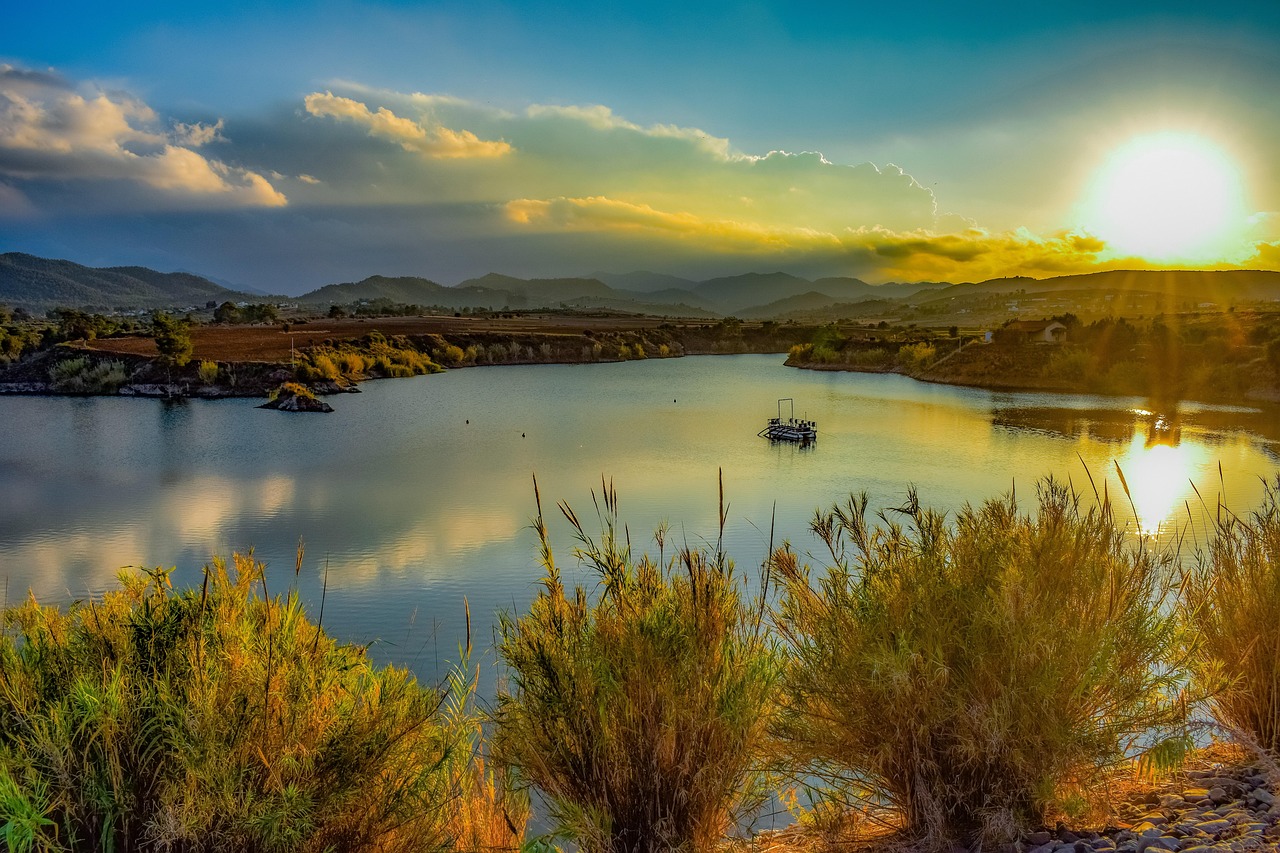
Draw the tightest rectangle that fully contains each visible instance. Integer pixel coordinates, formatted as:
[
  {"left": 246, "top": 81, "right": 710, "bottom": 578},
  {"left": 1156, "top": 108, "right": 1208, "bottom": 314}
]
[
  {"left": 0, "top": 253, "right": 251, "bottom": 312},
  {"left": 933, "top": 269, "right": 1280, "bottom": 303},
  {"left": 588, "top": 270, "right": 701, "bottom": 293},
  {"left": 299, "top": 275, "right": 452, "bottom": 306}
]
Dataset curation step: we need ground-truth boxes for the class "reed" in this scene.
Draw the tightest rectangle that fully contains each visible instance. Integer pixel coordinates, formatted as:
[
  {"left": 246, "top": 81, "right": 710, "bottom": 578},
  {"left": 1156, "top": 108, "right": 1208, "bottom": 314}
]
[
  {"left": 1183, "top": 476, "right": 1280, "bottom": 751},
  {"left": 772, "top": 479, "right": 1189, "bottom": 849},
  {"left": 0, "top": 554, "right": 506, "bottom": 853},
  {"left": 493, "top": 477, "right": 778, "bottom": 853}
]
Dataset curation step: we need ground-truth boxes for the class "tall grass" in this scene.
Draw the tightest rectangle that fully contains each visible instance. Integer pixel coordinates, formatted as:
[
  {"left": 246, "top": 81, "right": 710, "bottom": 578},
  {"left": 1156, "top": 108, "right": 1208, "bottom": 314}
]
[
  {"left": 494, "top": 478, "right": 778, "bottom": 853},
  {"left": 0, "top": 554, "right": 517, "bottom": 853},
  {"left": 1183, "top": 477, "right": 1280, "bottom": 751},
  {"left": 772, "top": 479, "right": 1189, "bottom": 849}
]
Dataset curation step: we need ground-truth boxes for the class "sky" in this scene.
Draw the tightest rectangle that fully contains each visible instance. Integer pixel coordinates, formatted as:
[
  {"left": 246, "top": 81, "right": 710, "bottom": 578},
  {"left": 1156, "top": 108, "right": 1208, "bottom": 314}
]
[{"left": 2, "top": 0, "right": 1280, "bottom": 293}]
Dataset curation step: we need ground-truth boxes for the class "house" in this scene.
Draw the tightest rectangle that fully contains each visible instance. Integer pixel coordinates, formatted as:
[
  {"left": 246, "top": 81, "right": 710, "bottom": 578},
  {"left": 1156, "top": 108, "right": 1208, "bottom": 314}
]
[{"left": 1004, "top": 319, "right": 1066, "bottom": 344}]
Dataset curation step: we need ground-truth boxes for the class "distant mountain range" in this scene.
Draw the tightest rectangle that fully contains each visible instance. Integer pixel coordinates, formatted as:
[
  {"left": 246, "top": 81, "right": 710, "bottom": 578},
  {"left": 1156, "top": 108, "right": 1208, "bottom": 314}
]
[
  {"left": 4, "top": 252, "right": 1280, "bottom": 320},
  {"left": 0, "top": 253, "right": 262, "bottom": 312}
]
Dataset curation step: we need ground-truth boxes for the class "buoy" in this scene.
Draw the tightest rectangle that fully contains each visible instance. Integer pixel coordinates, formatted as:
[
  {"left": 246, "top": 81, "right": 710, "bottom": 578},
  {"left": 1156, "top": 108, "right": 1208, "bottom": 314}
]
[
  {"left": 522, "top": 432, "right": 525, "bottom": 438},
  {"left": 465, "top": 419, "right": 469, "bottom": 424}
]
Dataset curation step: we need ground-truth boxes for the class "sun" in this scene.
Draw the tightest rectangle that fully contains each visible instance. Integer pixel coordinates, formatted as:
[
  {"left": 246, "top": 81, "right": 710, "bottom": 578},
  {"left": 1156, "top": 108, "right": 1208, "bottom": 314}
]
[{"left": 1085, "top": 132, "right": 1243, "bottom": 261}]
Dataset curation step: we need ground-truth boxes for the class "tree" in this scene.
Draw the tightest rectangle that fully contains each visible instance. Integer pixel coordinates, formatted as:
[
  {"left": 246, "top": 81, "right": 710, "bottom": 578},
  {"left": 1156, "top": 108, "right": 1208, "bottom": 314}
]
[
  {"left": 327, "top": 304, "right": 347, "bottom": 319},
  {"left": 213, "top": 301, "right": 241, "bottom": 324},
  {"left": 152, "top": 312, "right": 193, "bottom": 367}
]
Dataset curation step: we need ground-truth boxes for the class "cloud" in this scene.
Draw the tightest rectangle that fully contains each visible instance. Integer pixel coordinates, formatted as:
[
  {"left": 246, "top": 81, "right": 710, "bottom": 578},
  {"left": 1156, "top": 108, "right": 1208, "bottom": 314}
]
[
  {"left": 288, "top": 85, "right": 942, "bottom": 237},
  {"left": 1249, "top": 241, "right": 1280, "bottom": 269},
  {"left": 502, "top": 194, "right": 1162, "bottom": 280},
  {"left": 303, "top": 91, "right": 512, "bottom": 159},
  {"left": 0, "top": 64, "right": 285, "bottom": 209},
  {"left": 172, "top": 118, "right": 225, "bottom": 147},
  {"left": 0, "top": 181, "right": 34, "bottom": 218}
]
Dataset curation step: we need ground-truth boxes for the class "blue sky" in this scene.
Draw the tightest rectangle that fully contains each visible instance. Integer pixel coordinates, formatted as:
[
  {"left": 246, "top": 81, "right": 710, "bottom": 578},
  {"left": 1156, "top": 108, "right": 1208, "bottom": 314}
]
[{"left": 3, "top": 1, "right": 1279, "bottom": 291}]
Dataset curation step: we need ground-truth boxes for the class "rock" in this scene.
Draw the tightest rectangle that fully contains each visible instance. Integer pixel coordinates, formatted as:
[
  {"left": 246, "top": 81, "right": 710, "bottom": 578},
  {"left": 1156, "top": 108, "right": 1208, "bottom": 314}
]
[
  {"left": 1196, "top": 820, "right": 1232, "bottom": 837},
  {"left": 1207, "top": 787, "right": 1230, "bottom": 805},
  {"left": 1248, "top": 788, "right": 1274, "bottom": 806},
  {"left": 257, "top": 388, "right": 333, "bottom": 413},
  {"left": 1184, "top": 788, "right": 1212, "bottom": 801},
  {"left": 1135, "top": 836, "right": 1179, "bottom": 853},
  {"left": 1028, "top": 842, "right": 1056, "bottom": 853},
  {"left": 1028, "top": 832, "right": 1054, "bottom": 846}
]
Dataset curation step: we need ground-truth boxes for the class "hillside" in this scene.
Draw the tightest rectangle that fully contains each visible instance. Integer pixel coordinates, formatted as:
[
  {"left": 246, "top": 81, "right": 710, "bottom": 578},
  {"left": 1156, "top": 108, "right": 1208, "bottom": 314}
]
[
  {"left": 0, "top": 253, "right": 251, "bottom": 312},
  {"left": 299, "top": 275, "right": 451, "bottom": 306},
  {"left": 933, "top": 269, "right": 1280, "bottom": 303}
]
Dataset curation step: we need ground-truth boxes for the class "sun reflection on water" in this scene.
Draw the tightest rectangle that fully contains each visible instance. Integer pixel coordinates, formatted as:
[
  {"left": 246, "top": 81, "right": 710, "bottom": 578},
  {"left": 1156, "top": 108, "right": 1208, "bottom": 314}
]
[{"left": 1114, "top": 428, "right": 1202, "bottom": 537}]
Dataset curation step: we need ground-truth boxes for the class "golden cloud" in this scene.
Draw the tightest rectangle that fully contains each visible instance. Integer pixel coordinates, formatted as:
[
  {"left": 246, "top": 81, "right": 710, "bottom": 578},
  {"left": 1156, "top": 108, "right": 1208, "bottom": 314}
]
[
  {"left": 0, "top": 68, "right": 286, "bottom": 208},
  {"left": 503, "top": 195, "right": 1213, "bottom": 280},
  {"left": 303, "top": 91, "right": 512, "bottom": 159}
]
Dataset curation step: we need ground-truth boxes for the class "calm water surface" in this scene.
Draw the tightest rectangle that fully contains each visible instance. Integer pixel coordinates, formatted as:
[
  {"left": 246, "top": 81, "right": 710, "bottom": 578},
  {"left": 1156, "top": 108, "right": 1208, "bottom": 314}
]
[{"left": 3, "top": 353, "right": 1280, "bottom": 682}]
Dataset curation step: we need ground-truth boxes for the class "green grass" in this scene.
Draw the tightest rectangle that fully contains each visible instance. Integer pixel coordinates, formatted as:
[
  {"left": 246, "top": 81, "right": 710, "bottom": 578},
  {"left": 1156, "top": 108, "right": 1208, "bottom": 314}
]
[
  {"left": 494, "top": 477, "right": 778, "bottom": 853},
  {"left": 0, "top": 554, "right": 518, "bottom": 853},
  {"left": 772, "top": 479, "right": 1190, "bottom": 849}
]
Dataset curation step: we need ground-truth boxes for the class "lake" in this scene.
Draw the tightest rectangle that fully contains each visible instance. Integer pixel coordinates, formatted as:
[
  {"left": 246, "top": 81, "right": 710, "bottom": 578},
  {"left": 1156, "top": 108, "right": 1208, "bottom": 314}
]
[{"left": 3, "top": 353, "right": 1280, "bottom": 684}]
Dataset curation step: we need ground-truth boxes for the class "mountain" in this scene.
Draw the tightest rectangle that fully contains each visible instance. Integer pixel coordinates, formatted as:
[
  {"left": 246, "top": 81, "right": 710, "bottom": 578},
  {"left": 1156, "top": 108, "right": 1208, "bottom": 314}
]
[
  {"left": 454, "top": 274, "right": 616, "bottom": 305},
  {"left": 931, "top": 269, "right": 1280, "bottom": 303},
  {"left": 300, "top": 275, "right": 450, "bottom": 306},
  {"left": 588, "top": 270, "right": 701, "bottom": 293},
  {"left": 812, "top": 277, "right": 948, "bottom": 302},
  {"left": 691, "top": 271, "right": 945, "bottom": 314},
  {"left": 694, "top": 272, "right": 814, "bottom": 313},
  {"left": 0, "top": 253, "right": 249, "bottom": 312},
  {"left": 737, "top": 291, "right": 847, "bottom": 319}
]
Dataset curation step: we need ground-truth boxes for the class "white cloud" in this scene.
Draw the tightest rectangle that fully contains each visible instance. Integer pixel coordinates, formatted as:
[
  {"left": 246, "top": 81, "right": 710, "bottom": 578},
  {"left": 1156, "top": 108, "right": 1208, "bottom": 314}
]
[
  {"left": 0, "top": 65, "right": 285, "bottom": 209},
  {"left": 303, "top": 91, "right": 512, "bottom": 159}
]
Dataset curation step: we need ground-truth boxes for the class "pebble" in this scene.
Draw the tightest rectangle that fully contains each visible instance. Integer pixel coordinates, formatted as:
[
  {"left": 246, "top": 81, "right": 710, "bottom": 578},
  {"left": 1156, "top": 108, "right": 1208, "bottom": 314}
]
[{"left": 1017, "top": 759, "right": 1280, "bottom": 853}]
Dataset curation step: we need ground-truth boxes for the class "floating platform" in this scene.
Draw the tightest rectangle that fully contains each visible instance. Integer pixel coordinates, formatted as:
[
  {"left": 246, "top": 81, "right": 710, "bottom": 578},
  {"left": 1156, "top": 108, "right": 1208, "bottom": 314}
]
[{"left": 759, "top": 398, "right": 816, "bottom": 444}]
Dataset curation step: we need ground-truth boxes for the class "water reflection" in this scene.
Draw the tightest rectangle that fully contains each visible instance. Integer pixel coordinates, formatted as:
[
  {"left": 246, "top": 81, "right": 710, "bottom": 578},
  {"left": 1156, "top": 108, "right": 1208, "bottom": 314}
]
[{"left": 3, "top": 356, "right": 1280, "bottom": 684}]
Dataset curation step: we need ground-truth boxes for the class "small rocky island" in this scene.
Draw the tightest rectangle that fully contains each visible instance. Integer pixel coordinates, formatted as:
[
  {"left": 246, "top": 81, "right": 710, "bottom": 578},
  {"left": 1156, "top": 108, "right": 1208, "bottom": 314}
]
[{"left": 257, "top": 382, "right": 334, "bottom": 413}]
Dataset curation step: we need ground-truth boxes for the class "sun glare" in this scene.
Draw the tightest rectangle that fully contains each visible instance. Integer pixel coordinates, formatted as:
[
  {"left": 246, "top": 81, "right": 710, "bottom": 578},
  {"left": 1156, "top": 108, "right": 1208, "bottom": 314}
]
[{"left": 1086, "top": 132, "right": 1243, "bottom": 261}]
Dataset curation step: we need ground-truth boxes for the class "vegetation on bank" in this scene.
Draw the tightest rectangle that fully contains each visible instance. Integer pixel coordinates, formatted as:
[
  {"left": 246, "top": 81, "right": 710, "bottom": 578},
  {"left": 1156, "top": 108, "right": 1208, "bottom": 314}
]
[
  {"left": 495, "top": 479, "right": 777, "bottom": 853},
  {"left": 6, "top": 483, "right": 1280, "bottom": 851},
  {"left": 774, "top": 481, "right": 1189, "bottom": 848},
  {"left": 0, "top": 554, "right": 524, "bottom": 853},
  {"left": 787, "top": 312, "right": 1280, "bottom": 403}
]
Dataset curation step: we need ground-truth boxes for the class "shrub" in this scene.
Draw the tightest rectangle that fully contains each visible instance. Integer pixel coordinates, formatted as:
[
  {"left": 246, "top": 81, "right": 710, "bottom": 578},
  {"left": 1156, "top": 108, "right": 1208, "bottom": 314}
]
[
  {"left": 1183, "top": 478, "right": 1280, "bottom": 751},
  {"left": 48, "top": 357, "right": 128, "bottom": 394},
  {"left": 844, "top": 347, "right": 891, "bottom": 368},
  {"left": 1042, "top": 347, "right": 1093, "bottom": 382},
  {"left": 0, "top": 555, "right": 503, "bottom": 853},
  {"left": 772, "top": 480, "right": 1188, "bottom": 849},
  {"left": 494, "top": 480, "right": 778, "bottom": 853},
  {"left": 197, "top": 359, "right": 220, "bottom": 384},
  {"left": 896, "top": 342, "right": 936, "bottom": 372},
  {"left": 308, "top": 352, "right": 341, "bottom": 381},
  {"left": 438, "top": 345, "right": 466, "bottom": 366}
]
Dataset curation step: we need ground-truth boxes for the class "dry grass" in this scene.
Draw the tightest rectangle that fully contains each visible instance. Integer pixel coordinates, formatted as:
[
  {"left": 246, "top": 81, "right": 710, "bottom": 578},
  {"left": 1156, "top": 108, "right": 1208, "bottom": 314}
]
[
  {"left": 0, "top": 553, "right": 514, "bottom": 853},
  {"left": 494, "top": 476, "right": 779, "bottom": 853},
  {"left": 1183, "top": 477, "right": 1280, "bottom": 752},
  {"left": 772, "top": 479, "right": 1190, "bottom": 850}
]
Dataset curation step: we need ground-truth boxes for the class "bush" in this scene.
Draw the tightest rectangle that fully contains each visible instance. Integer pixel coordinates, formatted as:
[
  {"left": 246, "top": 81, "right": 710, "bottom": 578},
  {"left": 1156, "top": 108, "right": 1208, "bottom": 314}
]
[
  {"left": 494, "top": 481, "right": 778, "bottom": 853},
  {"left": 1042, "top": 347, "right": 1093, "bottom": 382},
  {"left": 772, "top": 480, "right": 1188, "bottom": 849},
  {"left": 48, "top": 357, "right": 128, "bottom": 394},
  {"left": 896, "top": 342, "right": 936, "bottom": 372},
  {"left": 197, "top": 359, "right": 220, "bottom": 384},
  {"left": 1183, "top": 478, "right": 1280, "bottom": 751},
  {"left": 0, "top": 555, "right": 505, "bottom": 853}
]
